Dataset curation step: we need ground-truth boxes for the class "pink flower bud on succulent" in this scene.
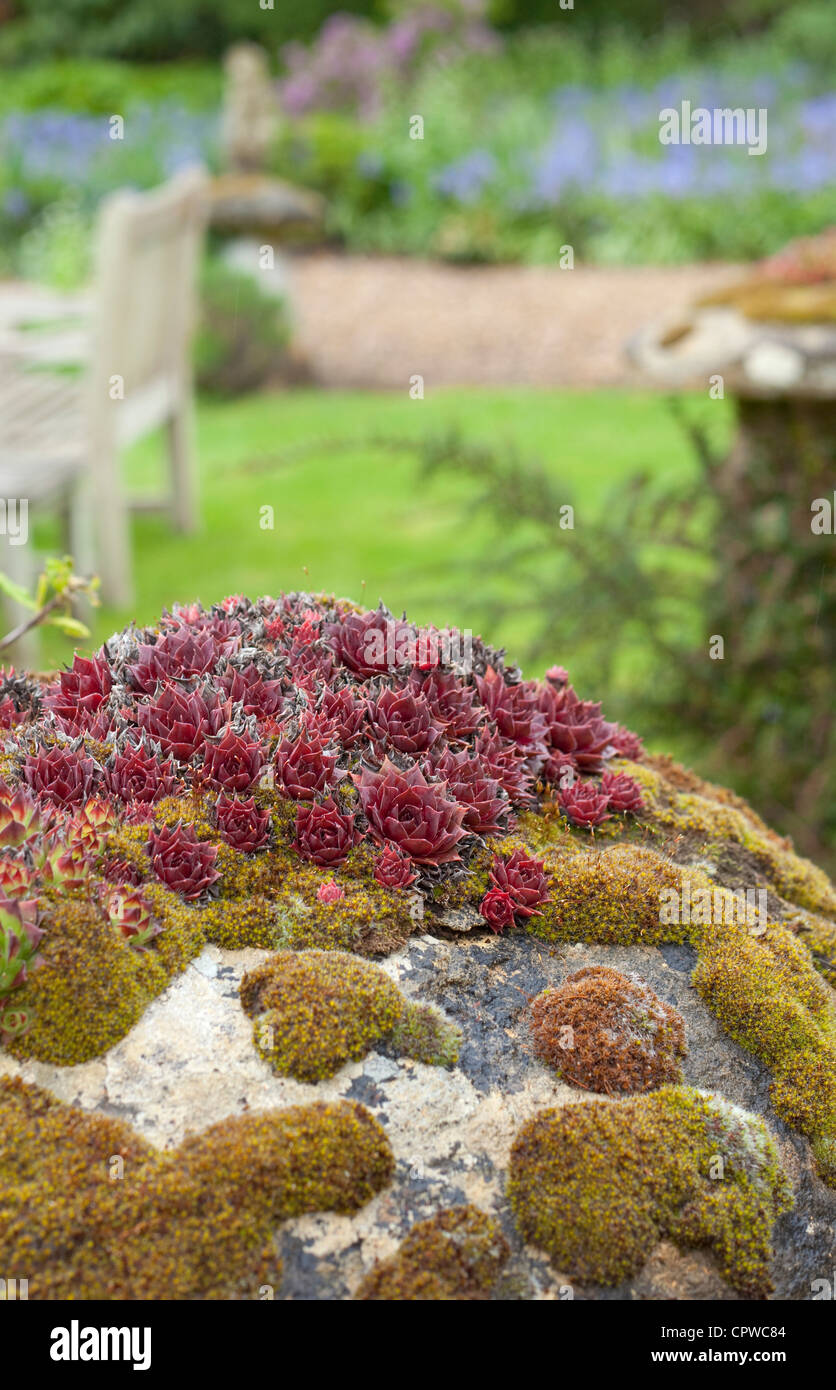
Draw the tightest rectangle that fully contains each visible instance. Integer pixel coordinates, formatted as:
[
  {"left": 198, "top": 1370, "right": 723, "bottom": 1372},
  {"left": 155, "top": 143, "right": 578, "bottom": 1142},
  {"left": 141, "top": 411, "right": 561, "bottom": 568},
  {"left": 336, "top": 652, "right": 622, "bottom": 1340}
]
[{"left": 316, "top": 879, "right": 345, "bottom": 905}]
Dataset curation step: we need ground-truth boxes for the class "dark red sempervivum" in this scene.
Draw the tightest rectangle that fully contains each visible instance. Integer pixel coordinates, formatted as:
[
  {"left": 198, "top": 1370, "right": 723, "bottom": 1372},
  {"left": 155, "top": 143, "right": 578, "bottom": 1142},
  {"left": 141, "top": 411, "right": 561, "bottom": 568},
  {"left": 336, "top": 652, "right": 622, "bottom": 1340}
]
[
  {"left": 373, "top": 842, "right": 418, "bottom": 889},
  {"left": 105, "top": 741, "right": 181, "bottom": 804},
  {"left": 432, "top": 748, "right": 506, "bottom": 835},
  {"left": 274, "top": 735, "right": 345, "bottom": 801},
  {"left": 369, "top": 687, "right": 444, "bottom": 756},
  {"left": 294, "top": 798, "right": 359, "bottom": 867},
  {"left": 479, "top": 887, "right": 517, "bottom": 933},
  {"left": 489, "top": 849, "right": 549, "bottom": 917},
  {"left": 218, "top": 664, "right": 285, "bottom": 720},
  {"left": 147, "top": 822, "right": 220, "bottom": 900},
  {"left": 472, "top": 729, "right": 534, "bottom": 806},
  {"left": 408, "top": 669, "right": 485, "bottom": 741},
  {"left": 23, "top": 746, "right": 97, "bottom": 807},
  {"left": 312, "top": 685, "right": 369, "bottom": 747},
  {"left": 44, "top": 653, "right": 112, "bottom": 732},
  {"left": 354, "top": 758, "right": 466, "bottom": 865},
  {"left": 126, "top": 627, "right": 220, "bottom": 693},
  {"left": 538, "top": 684, "right": 616, "bottom": 775},
  {"left": 287, "top": 640, "right": 336, "bottom": 692},
  {"left": 324, "top": 608, "right": 413, "bottom": 679},
  {"left": 136, "top": 684, "right": 228, "bottom": 762},
  {"left": 601, "top": 770, "right": 644, "bottom": 814},
  {"left": 559, "top": 781, "right": 611, "bottom": 827},
  {"left": 215, "top": 795, "right": 271, "bottom": 853},
  {"left": 202, "top": 726, "right": 264, "bottom": 794},
  {"left": 476, "top": 666, "right": 548, "bottom": 754}
]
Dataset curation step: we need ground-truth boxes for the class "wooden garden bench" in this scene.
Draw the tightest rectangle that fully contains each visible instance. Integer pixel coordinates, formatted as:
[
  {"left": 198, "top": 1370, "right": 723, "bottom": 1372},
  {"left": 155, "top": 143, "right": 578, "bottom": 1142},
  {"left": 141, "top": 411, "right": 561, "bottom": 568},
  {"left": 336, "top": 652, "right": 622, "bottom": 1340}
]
[{"left": 0, "top": 167, "right": 208, "bottom": 654}]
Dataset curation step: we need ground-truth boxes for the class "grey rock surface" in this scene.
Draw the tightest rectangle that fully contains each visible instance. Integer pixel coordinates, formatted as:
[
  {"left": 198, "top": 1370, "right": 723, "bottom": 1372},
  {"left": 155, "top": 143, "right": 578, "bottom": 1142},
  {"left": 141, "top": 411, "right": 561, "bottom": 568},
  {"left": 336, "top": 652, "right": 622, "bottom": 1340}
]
[{"left": 2, "top": 930, "right": 833, "bottom": 1300}]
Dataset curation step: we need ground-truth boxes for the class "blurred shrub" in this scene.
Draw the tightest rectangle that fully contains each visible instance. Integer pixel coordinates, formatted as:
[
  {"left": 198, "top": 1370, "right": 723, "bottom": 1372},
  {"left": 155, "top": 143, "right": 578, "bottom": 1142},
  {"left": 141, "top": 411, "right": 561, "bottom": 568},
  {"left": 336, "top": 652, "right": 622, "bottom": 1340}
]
[
  {"left": 0, "top": 0, "right": 378, "bottom": 62},
  {"left": 17, "top": 195, "right": 91, "bottom": 288},
  {"left": 194, "top": 257, "right": 292, "bottom": 398}
]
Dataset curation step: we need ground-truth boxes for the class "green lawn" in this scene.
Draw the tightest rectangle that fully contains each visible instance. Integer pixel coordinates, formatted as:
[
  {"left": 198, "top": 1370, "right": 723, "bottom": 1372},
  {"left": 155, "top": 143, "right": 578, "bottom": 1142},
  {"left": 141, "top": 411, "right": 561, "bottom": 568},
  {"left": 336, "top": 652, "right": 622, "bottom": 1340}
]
[{"left": 36, "top": 385, "right": 730, "bottom": 685}]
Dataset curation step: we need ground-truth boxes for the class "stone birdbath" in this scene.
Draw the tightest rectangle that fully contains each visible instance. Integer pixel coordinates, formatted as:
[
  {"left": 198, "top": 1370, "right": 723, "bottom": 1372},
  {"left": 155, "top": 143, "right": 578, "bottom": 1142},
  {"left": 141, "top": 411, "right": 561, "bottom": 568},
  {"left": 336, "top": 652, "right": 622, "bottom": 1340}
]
[
  {"left": 627, "top": 227, "right": 836, "bottom": 480},
  {"left": 208, "top": 40, "right": 326, "bottom": 296}
]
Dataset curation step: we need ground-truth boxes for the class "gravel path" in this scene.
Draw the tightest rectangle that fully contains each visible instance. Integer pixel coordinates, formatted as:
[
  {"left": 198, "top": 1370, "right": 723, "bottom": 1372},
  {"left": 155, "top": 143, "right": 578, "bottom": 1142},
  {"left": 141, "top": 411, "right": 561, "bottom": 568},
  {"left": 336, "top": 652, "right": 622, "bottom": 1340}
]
[{"left": 288, "top": 252, "right": 741, "bottom": 390}]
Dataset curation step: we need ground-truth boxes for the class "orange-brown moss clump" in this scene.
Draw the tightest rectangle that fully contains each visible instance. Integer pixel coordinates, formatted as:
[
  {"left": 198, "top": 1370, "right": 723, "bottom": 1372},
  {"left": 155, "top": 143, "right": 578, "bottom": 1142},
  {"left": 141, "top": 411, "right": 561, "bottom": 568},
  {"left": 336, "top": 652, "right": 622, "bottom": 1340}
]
[
  {"left": 0, "top": 1075, "right": 393, "bottom": 1299},
  {"left": 356, "top": 1205, "right": 510, "bottom": 1300},
  {"left": 529, "top": 966, "right": 686, "bottom": 1094},
  {"left": 240, "top": 949, "right": 461, "bottom": 1082},
  {"left": 507, "top": 1087, "right": 792, "bottom": 1299}
]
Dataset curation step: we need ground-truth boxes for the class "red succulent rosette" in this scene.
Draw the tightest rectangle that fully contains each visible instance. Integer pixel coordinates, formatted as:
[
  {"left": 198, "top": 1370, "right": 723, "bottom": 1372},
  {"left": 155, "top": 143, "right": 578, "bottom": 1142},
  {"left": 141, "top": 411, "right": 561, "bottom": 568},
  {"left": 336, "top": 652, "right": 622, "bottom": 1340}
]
[
  {"left": 353, "top": 758, "right": 466, "bottom": 865},
  {"left": 201, "top": 726, "right": 265, "bottom": 794},
  {"left": 215, "top": 795, "right": 271, "bottom": 853},
  {"left": 274, "top": 733, "right": 345, "bottom": 802},
  {"left": 147, "top": 822, "right": 220, "bottom": 900},
  {"left": 294, "top": 797, "right": 359, "bottom": 867},
  {"left": 479, "top": 887, "right": 517, "bottom": 933},
  {"left": 600, "top": 769, "right": 644, "bottom": 814},
  {"left": 105, "top": 740, "right": 182, "bottom": 805},
  {"left": 489, "top": 848, "right": 549, "bottom": 918},
  {"left": 136, "top": 683, "right": 228, "bottom": 762},
  {"left": 373, "top": 841, "right": 418, "bottom": 889},
  {"left": 559, "top": 781, "right": 611, "bottom": 827},
  {"left": 23, "top": 746, "right": 98, "bottom": 807},
  {"left": 368, "top": 687, "right": 444, "bottom": 756}
]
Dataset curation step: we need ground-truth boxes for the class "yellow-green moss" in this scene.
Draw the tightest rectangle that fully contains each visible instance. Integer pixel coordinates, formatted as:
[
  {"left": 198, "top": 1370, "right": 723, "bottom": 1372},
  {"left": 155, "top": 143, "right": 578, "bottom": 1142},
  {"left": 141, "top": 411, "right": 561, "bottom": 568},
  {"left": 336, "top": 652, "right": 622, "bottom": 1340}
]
[
  {"left": 527, "top": 843, "right": 690, "bottom": 946},
  {"left": 6, "top": 893, "right": 203, "bottom": 1065},
  {"left": 0, "top": 1075, "right": 393, "bottom": 1299},
  {"left": 356, "top": 1205, "right": 510, "bottom": 1300},
  {"left": 240, "top": 949, "right": 461, "bottom": 1082},
  {"left": 507, "top": 1086, "right": 792, "bottom": 1298},
  {"left": 632, "top": 756, "right": 836, "bottom": 917},
  {"left": 691, "top": 917, "right": 836, "bottom": 1181}
]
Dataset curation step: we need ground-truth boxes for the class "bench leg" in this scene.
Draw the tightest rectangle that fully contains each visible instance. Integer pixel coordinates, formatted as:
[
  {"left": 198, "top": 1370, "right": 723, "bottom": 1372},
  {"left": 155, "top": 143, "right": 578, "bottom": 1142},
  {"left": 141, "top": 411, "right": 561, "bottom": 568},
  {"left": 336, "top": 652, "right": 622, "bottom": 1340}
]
[
  {"left": 66, "top": 473, "right": 98, "bottom": 635},
  {"left": 168, "top": 398, "right": 198, "bottom": 533},
  {"left": 0, "top": 529, "right": 37, "bottom": 671},
  {"left": 90, "top": 443, "right": 134, "bottom": 608}
]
